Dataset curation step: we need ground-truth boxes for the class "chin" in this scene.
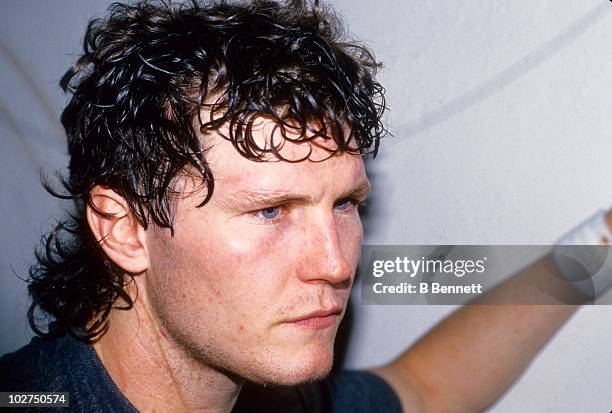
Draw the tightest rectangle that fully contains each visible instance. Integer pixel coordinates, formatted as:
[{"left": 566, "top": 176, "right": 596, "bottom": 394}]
[
  {"left": 245, "top": 344, "right": 335, "bottom": 386},
  {"left": 284, "top": 351, "right": 334, "bottom": 385}
]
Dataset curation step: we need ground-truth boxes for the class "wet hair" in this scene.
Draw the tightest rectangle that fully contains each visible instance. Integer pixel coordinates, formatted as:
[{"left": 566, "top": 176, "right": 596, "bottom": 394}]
[{"left": 27, "top": 0, "right": 387, "bottom": 340}]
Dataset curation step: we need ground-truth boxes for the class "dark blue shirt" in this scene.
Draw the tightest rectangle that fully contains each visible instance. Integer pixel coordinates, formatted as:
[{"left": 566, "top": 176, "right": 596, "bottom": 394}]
[{"left": 1, "top": 335, "right": 403, "bottom": 413}]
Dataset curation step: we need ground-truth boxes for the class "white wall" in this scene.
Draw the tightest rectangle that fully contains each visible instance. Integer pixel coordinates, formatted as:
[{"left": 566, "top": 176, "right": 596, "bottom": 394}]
[{"left": 1, "top": 1, "right": 611, "bottom": 411}]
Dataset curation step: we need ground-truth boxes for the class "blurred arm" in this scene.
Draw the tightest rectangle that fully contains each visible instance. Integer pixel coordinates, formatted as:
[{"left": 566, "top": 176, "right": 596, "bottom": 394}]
[{"left": 371, "top": 210, "right": 612, "bottom": 413}]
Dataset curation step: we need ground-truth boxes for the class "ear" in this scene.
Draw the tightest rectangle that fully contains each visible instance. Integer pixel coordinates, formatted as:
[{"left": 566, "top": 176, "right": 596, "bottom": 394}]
[{"left": 86, "top": 186, "right": 150, "bottom": 274}]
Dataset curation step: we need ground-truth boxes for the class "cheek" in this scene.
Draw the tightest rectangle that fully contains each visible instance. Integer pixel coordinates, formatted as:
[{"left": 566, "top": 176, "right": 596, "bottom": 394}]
[
  {"left": 158, "top": 218, "right": 292, "bottom": 325},
  {"left": 216, "top": 225, "right": 294, "bottom": 303}
]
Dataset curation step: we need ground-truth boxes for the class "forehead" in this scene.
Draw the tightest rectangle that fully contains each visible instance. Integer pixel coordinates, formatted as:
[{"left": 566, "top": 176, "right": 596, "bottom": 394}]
[{"left": 203, "top": 120, "right": 368, "bottom": 198}]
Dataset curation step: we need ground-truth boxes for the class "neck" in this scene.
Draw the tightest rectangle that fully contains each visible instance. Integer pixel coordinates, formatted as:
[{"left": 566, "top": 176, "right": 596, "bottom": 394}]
[{"left": 93, "top": 286, "right": 243, "bottom": 413}]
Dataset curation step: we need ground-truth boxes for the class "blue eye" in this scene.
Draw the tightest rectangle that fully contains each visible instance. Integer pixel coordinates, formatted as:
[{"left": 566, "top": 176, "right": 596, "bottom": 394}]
[
  {"left": 258, "top": 207, "right": 281, "bottom": 220},
  {"left": 335, "top": 199, "right": 354, "bottom": 212}
]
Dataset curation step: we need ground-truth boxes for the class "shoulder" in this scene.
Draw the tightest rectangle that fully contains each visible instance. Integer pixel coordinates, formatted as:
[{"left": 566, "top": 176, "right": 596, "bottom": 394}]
[
  {"left": 1, "top": 334, "right": 138, "bottom": 412},
  {"left": 325, "top": 370, "right": 403, "bottom": 413},
  {"left": 0, "top": 335, "right": 73, "bottom": 392}
]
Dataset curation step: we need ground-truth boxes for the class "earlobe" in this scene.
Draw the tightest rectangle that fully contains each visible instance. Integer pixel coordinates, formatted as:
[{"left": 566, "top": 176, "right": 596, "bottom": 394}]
[{"left": 86, "top": 186, "right": 150, "bottom": 274}]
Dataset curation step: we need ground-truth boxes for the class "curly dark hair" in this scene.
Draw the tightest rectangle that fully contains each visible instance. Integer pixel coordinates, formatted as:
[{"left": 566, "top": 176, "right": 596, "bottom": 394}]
[{"left": 28, "top": 0, "right": 387, "bottom": 341}]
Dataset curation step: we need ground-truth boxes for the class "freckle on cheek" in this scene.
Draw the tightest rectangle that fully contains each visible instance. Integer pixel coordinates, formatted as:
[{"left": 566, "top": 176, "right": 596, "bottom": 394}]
[{"left": 239, "top": 325, "right": 245, "bottom": 331}]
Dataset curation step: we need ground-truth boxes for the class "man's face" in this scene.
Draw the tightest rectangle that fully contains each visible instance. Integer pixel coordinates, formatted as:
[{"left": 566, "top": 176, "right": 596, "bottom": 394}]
[{"left": 143, "top": 121, "right": 369, "bottom": 385}]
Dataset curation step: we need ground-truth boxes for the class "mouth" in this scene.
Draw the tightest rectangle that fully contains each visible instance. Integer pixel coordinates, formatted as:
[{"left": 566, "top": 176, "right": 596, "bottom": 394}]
[{"left": 286, "top": 307, "right": 343, "bottom": 329}]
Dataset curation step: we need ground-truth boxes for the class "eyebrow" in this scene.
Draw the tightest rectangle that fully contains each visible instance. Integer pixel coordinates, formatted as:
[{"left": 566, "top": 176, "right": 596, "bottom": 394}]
[{"left": 220, "top": 181, "right": 371, "bottom": 211}]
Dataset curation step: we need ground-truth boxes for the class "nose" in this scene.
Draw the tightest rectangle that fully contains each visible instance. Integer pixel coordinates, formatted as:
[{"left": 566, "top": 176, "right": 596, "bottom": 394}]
[{"left": 296, "top": 212, "right": 355, "bottom": 286}]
